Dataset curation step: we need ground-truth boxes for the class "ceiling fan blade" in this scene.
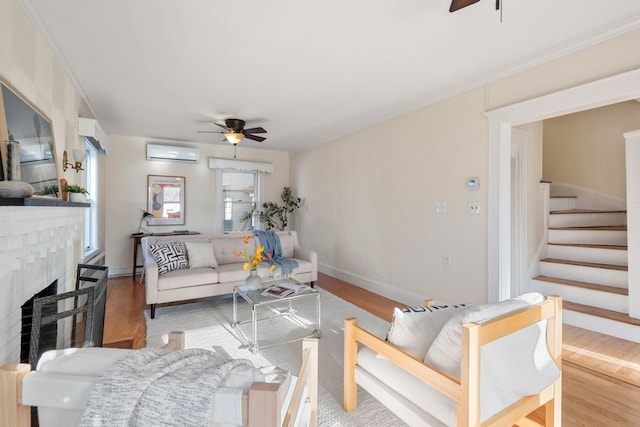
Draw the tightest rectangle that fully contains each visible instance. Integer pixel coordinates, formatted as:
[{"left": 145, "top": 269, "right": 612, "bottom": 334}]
[
  {"left": 243, "top": 127, "right": 267, "bottom": 135},
  {"left": 449, "top": 0, "right": 480, "bottom": 12},
  {"left": 214, "top": 122, "right": 228, "bottom": 130},
  {"left": 197, "top": 130, "right": 223, "bottom": 133},
  {"left": 245, "top": 134, "right": 266, "bottom": 142}
]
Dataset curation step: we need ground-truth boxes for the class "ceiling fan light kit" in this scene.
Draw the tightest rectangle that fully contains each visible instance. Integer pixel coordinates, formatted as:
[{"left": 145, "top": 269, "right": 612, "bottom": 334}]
[{"left": 224, "top": 131, "right": 244, "bottom": 145}]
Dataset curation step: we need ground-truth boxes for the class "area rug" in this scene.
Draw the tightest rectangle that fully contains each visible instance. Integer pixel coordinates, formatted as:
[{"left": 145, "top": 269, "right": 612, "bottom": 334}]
[{"left": 145, "top": 288, "right": 407, "bottom": 426}]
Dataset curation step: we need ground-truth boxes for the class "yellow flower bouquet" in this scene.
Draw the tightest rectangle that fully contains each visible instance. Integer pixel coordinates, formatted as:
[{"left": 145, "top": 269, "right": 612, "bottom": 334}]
[{"left": 236, "top": 234, "right": 276, "bottom": 271}]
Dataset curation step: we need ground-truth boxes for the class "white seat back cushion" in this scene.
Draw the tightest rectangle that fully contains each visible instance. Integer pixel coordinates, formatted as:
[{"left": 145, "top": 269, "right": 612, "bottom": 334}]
[
  {"left": 480, "top": 320, "right": 560, "bottom": 421},
  {"left": 424, "top": 293, "right": 560, "bottom": 421},
  {"left": 185, "top": 241, "right": 218, "bottom": 269},
  {"left": 277, "top": 233, "right": 296, "bottom": 258}
]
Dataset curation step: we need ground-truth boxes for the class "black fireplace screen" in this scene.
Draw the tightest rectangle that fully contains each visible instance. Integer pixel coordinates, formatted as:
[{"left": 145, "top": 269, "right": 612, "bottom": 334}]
[{"left": 23, "top": 264, "right": 109, "bottom": 367}]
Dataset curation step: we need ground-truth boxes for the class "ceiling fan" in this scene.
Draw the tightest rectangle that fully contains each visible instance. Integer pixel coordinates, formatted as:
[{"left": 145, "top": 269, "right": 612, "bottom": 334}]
[
  {"left": 449, "top": 0, "right": 500, "bottom": 13},
  {"left": 198, "top": 118, "right": 267, "bottom": 145}
]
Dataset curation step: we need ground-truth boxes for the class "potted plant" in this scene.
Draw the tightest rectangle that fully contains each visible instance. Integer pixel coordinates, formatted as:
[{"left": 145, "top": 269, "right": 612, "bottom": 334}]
[
  {"left": 64, "top": 184, "right": 89, "bottom": 203},
  {"left": 256, "top": 187, "right": 302, "bottom": 231}
]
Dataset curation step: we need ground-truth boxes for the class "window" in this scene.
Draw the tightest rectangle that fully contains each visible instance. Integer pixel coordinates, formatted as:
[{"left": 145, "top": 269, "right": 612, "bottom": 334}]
[
  {"left": 83, "top": 138, "right": 98, "bottom": 256},
  {"left": 221, "top": 170, "right": 261, "bottom": 233},
  {"left": 209, "top": 158, "right": 272, "bottom": 233}
]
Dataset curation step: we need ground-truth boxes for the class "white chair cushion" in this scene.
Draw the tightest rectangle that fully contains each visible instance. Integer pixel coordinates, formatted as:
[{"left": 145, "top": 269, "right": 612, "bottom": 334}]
[
  {"left": 185, "top": 241, "right": 218, "bottom": 269},
  {"left": 424, "top": 293, "right": 543, "bottom": 379},
  {"left": 23, "top": 348, "right": 133, "bottom": 410},
  {"left": 386, "top": 304, "right": 468, "bottom": 359},
  {"left": 358, "top": 346, "right": 456, "bottom": 426},
  {"left": 36, "top": 347, "right": 133, "bottom": 375},
  {"left": 424, "top": 292, "right": 560, "bottom": 421}
]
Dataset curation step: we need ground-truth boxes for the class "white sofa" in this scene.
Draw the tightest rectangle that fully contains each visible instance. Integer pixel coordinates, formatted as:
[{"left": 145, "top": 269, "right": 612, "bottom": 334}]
[{"left": 142, "top": 231, "right": 317, "bottom": 318}]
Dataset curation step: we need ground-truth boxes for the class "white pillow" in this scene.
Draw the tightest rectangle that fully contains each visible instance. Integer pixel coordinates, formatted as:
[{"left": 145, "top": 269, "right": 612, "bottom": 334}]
[
  {"left": 386, "top": 304, "right": 468, "bottom": 359},
  {"left": 424, "top": 292, "right": 544, "bottom": 379},
  {"left": 185, "top": 241, "right": 218, "bottom": 269}
]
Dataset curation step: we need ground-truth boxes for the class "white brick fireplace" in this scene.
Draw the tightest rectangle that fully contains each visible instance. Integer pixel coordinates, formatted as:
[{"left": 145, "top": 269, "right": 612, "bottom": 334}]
[{"left": 0, "top": 204, "right": 86, "bottom": 365}]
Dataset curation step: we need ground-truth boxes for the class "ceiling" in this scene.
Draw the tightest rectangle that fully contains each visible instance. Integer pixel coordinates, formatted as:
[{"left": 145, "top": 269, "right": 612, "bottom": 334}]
[{"left": 22, "top": 0, "right": 640, "bottom": 153}]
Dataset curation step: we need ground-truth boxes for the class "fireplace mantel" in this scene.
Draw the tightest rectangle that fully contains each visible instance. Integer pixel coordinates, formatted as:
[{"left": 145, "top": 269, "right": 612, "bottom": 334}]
[{"left": 0, "top": 197, "right": 89, "bottom": 207}]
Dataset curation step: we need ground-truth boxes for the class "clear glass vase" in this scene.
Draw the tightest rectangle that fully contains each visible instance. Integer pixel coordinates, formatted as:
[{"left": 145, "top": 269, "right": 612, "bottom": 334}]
[{"left": 245, "top": 269, "right": 262, "bottom": 290}]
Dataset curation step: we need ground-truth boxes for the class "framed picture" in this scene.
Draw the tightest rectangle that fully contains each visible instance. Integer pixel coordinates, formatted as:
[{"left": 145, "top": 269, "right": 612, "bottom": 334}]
[{"left": 147, "top": 175, "right": 185, "bottom": 225}]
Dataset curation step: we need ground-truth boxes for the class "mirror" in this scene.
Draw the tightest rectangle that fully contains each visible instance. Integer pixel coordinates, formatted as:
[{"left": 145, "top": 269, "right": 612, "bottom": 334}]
[{"left": 0, "top": 79, "right": 59, "bottom": 197}]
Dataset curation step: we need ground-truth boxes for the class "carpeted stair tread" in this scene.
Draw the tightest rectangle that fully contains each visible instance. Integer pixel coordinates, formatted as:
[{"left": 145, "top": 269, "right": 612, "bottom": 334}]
[
  {"left": 563, "top": 302, "right": 640, "bottom": 327},
  {"left": 541, "top": 258, "right": 628, "bottom": 272},
  {"left": 533, "top": 275, "right": 628, "bottom": 295}
]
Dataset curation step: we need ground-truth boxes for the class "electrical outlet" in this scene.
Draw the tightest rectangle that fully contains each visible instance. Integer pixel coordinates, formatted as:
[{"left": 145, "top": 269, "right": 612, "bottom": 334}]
[
  {"left": 435, "top": 201, "right": 446, "bottom": 214},
  {"left": 468, "top": 201, "right": 480, "bottom": 214},
  {"left": 443, "top": 256, "right": 451, "bottom": 269}
]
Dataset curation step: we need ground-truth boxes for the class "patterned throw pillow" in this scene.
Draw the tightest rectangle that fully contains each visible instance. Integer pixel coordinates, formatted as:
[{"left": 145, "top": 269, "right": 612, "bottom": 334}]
[
  {"left": 386, "top": 303, "right": 468, "bottom": 359},
  {"left": 149, "top": 241, "right": 188, "bottom": 275}
]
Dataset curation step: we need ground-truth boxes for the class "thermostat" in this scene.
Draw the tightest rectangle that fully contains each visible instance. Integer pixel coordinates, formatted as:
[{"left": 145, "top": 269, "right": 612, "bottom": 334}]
[{"left": 466, "top": 177, "right": 479, "bottom": 191}]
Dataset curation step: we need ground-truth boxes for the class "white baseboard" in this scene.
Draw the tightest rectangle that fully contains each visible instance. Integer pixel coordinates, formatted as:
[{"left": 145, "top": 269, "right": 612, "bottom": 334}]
[
  {"left": 108, "top": 267, "right": 135, "bottom": 277},
  {"left": 318, "top": 263, "right": 423, "bottom": 307}
]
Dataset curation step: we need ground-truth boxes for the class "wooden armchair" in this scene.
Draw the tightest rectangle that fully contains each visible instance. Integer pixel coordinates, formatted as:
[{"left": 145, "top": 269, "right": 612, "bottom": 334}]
[
  {"left": 1, "top": 333, "right": 318, "bottom": 427},
  {"left": 344, "top": 296, "right": 562, "bottom": 426}
]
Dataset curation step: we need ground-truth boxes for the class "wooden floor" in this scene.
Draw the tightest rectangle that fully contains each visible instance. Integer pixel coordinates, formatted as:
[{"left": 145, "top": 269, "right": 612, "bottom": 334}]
[{"left": 104, "top": 272, "right": 640, "bottom": 426}]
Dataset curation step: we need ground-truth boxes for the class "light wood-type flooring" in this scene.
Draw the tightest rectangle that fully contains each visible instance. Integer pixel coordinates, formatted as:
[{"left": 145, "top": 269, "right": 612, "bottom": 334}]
[{"left": 104, "top": 272, "right": 640, "bottom": 426}]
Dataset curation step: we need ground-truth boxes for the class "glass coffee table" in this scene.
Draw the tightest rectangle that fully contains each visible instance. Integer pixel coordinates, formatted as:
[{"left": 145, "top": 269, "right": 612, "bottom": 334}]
[{"left": 232, "top": 279, "right": 321, "bottom": 353}]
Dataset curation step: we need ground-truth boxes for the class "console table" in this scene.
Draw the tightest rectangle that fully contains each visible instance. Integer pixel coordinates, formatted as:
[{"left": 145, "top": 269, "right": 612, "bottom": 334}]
[{"left": 129, "top": 232, "right": 199, "bottom": 279}]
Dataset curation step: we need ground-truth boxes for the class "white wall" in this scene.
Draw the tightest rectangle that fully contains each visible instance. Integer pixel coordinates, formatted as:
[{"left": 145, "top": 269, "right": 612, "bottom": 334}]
[
  {"left": 104, "top": 136, "right": 291, "bottom": 275},
  {"left": 0, "top": 0, "right": 107, "bottom": 263},
  {"left": 292, "top": 87, "right": 489, "bottom": 305},
  {"left": 543, "top": 101, "right": 640, "bottom": 199},
  {"left": 0, "top": 0, "right": 88, "bottom": 188},
  {"left": 291, "top": 29, "right": 640, "bottom": 306}
]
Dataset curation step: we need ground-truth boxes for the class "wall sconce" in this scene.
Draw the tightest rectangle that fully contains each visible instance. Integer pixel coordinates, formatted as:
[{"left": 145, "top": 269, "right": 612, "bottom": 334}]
[{"left": 63, "top": 149, "right": 87, "bottom": 172}]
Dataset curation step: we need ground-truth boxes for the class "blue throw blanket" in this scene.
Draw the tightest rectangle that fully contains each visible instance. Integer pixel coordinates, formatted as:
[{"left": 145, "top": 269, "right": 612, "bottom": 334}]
[{"left": 255, "top": 230, "right": 298, "bottom": 276}]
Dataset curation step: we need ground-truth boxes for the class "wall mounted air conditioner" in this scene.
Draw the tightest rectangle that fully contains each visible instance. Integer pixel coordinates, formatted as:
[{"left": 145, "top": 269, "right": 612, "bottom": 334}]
[{"left": 146, "top": 144, "right": 200, "bottom": 164}]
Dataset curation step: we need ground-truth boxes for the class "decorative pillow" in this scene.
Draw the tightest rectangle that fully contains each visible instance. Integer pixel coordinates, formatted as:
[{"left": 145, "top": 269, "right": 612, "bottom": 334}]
[
  {"left": 424, "top": 292, "right": 545, "bottom": 379},
  {"left": 185, "top": 241, "right": 218, "bottom": 269},
  {"left": 149, "top": 241, "right": 188, "bottom": 275},
  {"left": 386, "top": 304, "right": 468, "bottom": 359}
]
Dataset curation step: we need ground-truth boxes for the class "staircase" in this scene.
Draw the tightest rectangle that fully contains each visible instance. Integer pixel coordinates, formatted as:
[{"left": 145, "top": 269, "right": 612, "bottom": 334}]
[{"left": 531, "top": 193, "right": 640, "bottom": 343}]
